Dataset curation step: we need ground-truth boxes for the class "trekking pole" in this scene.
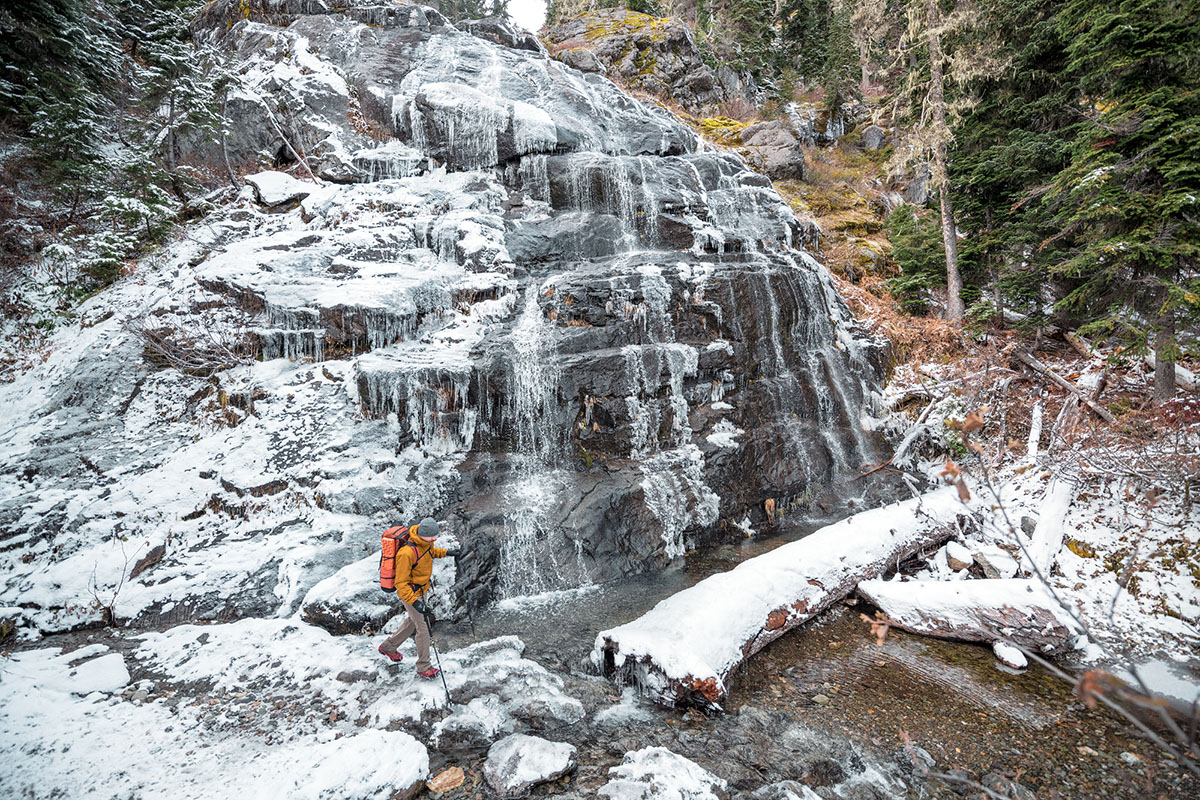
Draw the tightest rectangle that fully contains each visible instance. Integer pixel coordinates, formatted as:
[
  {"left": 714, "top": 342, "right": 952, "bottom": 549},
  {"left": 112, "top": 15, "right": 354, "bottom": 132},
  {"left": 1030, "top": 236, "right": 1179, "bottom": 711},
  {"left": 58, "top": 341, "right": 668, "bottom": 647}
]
[{"left": 424, "top": 612, "right": 452, "bottom": 706}]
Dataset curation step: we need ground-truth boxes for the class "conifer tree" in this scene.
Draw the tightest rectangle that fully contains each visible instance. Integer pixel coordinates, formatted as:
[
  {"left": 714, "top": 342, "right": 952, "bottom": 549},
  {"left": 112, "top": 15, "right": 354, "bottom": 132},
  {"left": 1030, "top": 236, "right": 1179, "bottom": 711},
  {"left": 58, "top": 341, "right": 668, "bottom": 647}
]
[
  {"left": 889, "top": 0, "right": 1008, "bottom": 324},
  {"left": 1045, "top": 0, "right": 1200, "bottom": 403},
  {"left": 951, "top": 0, "right": 1076, "bottom": 323}
]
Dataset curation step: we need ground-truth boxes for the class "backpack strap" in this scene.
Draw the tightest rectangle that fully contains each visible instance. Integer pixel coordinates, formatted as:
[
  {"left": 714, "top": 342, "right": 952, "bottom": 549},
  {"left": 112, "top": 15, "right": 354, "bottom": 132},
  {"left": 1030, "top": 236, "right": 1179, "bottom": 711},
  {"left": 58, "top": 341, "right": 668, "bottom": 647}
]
[{"left": 400, "top": 534, "right": 433, "bottom": 595}]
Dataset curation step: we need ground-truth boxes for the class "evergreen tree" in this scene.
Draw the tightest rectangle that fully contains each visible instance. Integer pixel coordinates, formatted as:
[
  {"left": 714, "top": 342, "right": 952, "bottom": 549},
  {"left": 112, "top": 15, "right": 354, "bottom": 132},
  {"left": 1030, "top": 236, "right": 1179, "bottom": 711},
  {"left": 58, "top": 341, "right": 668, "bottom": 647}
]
[
  {"left": 1043, "top": 0, "right": 1200, "bottom": 402},
  {"left": 1, "top": 0, "right": 122, "bottom": 215},
  {"left": 821, "top": 0, "right": 859, "bottom": 105},
  {"left": 124, "top": 0, "right": 224, "bottom": 200},
  {"left": 780, "top": 0, "right": 832, "bottom": 83},
  {"left": 951, "top": 0, "right": 1077, "bottom": 323}
]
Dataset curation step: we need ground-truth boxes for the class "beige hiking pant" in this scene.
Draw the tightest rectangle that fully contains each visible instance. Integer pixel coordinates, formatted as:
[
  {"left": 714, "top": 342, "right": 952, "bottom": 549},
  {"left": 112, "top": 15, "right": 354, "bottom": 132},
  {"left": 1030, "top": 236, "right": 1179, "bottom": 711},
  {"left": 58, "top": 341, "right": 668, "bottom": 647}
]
[{"left": 380, "top": 598, "right": 432, "bottom": 673}]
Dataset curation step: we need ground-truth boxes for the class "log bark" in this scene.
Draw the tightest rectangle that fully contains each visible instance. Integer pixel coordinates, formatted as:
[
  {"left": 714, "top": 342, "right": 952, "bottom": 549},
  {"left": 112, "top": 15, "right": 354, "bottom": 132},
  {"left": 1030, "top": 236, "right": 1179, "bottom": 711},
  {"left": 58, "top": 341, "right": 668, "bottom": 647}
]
[
  {"left": 591, "top": 488, "right": 968, "bottom": 710},
  {"left": 1026, "top": 477, "right": 1074, "bottom": 576},
  {"left": 1013, "top": 348, "right": 1117, "bottom": 423},
  {"left": 858, "top": 578, "right": 1079, "bottom": 656}
]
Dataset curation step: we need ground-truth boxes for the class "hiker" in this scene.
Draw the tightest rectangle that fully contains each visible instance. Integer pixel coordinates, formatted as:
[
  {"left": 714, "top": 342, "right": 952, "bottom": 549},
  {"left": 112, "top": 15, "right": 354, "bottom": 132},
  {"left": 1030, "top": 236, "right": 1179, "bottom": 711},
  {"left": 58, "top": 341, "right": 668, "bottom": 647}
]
[{"left": 377, "top": 516, "right": 459, "bottom": 678}]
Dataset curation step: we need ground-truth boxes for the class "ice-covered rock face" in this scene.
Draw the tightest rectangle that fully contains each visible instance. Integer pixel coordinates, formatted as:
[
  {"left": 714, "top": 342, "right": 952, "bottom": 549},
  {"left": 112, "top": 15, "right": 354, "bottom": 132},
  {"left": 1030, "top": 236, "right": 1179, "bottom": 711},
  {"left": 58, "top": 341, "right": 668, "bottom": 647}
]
[{"left": 0, "top": 0, "right": 891, "bottom": 633}]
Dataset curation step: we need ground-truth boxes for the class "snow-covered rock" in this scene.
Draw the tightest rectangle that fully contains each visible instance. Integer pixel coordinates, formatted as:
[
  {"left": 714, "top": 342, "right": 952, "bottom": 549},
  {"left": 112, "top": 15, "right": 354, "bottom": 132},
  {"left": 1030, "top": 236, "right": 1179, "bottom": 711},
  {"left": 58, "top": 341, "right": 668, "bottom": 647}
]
[
  {"left": 484, "top": 733, "right": 577, "bottom": 798},
  {"left": 993, "top": 640, "right": 1027, "bottom": 670},
  {"left": 301, "top": 541, "right": 458, "bottom": 634},
  {"left": 973, "top": 544, "right": 1019, "bottom": 579},
  {"left": 0, "top": 636, "right": 429, "bottom": 799},
  {"left": 2, "top": 646, "right": 129, "bottom": 696},
  {"left": 944, "top": 541, "right": 974, "bottom": 571},
  {"left": 245, "top": 170, "right": 314, "bottom": 207},
  {"left": 599, "top": 747, "right": 727, "bottom": 800}
]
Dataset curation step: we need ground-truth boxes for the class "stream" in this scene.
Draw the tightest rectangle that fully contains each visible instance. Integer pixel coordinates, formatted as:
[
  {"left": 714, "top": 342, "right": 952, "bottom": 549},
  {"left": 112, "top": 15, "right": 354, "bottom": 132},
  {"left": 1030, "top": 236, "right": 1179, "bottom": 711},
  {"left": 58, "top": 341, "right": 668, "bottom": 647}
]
[{"left": 437, "top": 521, "right": 1199, "bottom": 799}]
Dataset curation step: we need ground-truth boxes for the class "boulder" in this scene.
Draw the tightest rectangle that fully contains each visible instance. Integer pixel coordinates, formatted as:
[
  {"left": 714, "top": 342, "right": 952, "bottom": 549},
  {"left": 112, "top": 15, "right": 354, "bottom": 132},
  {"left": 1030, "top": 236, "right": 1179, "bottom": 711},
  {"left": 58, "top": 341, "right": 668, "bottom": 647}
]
[
  {"left": 599, "top": 747, "right": 728, "bottom": 800},
  {"left": 484, "top": 734, "right": 578, "bottom": 798},
  {"left": 300, "top": 555, "right": 395, "bottom": 634},
  {"left": 992, "top": 640, "right": 1027, "bottom": 670},
  {"left": 861, "top": 125, "right": 886, "bottom": 151},
  {"left": 972, "top": 544, "right": 1019, "bottom": 579},
  {"left": 944, "top": 541, "right": 973, "bottom": 571},
  {"left": 245, "top": 171, "right": 313, "bottom": 208},
  {"left": 555, "top": 47, "right": 606, "bottom": 74},
  {"left": 738, "top": 121, "right": 806, "bottom": 181}
]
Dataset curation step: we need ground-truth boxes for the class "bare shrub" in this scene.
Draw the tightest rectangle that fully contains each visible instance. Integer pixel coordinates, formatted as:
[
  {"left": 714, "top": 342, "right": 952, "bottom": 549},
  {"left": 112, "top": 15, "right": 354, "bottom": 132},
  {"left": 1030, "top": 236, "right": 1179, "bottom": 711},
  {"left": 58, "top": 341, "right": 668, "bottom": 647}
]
[{"left": 127, "top": 314, "right": 256, "bottom": 376}]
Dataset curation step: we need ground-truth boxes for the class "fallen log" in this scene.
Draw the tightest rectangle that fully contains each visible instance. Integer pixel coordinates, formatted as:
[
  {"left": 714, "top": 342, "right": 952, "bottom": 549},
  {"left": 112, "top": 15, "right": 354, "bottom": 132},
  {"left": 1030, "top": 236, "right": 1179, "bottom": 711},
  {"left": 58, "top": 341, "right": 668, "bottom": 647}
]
[
  {"left": 1142, "top": 353, "right": 1199, "bottom": 393},
  {"left": 857, "top": 578, "right": 1081, "bottom": 656},
  {"left": 1013, "top": 348, "right": 1117, "bottom": 424},
  {"left": 1026, "top": 477, "right": 1074, "bottom": 576},
  {"left": 590, "top": 487, "right": 969, "bottom": 710}
]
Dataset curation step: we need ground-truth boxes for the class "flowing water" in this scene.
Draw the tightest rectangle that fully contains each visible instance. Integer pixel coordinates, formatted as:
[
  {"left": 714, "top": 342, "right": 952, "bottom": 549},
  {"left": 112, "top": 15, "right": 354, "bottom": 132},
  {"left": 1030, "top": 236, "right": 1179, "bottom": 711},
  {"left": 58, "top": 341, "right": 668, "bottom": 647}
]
[{"left": 496, "top": 288, "right": 590, "bottom": 598}]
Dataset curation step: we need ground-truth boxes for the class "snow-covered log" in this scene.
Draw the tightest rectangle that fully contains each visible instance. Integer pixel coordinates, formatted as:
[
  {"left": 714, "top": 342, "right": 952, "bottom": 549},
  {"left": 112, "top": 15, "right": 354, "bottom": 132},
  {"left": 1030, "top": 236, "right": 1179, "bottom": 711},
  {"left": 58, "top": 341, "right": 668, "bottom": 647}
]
[
  {"left": 857, "top": 578, "right": 1080, "bottom": 655},
  {"left": 1142, "top": 353, "right": 1199, "bottom": 393},
  {"left": 1025, "top": 478, "right": 1074, "bottom": 575},
  {"left": 590, "top": 488, "right": 969, "bottom": 709}
]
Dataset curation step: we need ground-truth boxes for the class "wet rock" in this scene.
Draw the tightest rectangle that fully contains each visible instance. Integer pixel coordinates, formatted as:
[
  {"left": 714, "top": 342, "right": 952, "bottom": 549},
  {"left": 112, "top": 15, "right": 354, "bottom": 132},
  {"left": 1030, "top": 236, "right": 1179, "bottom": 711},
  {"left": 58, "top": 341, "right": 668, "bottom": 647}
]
[
  {"left": 890, "top": 744, "right": 935, "bottom": 780},
  {"left": 484, "top": 734, "right": 578, "bottom": 798},
  {"left": 785, "top": 101, "right": 861, "bottom": 146},
  {"left": 458, "top": 17, "right": 545, "bottom": 54},
  {"left": 738, "top": 781, "right": 820, "bottom": 800},
  {"left": 802, "top": 760, "right": 845, "bottom": 788},
  {"left": 942, "top": 768, "right": 976, "bottom": 795}
]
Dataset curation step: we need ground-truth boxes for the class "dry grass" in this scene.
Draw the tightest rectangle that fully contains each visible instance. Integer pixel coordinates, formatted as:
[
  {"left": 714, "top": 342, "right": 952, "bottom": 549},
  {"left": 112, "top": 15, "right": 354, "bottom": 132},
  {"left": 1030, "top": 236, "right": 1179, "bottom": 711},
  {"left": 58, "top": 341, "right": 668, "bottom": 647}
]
[{"left": 829, "top": 272, "right": 964, "bottom": 365}]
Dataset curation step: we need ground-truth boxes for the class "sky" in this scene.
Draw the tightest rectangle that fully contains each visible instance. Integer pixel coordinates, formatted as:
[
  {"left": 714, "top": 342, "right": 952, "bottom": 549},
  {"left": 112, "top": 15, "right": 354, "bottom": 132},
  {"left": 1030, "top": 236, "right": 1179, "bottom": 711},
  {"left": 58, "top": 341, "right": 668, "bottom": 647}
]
[{"left": 508, "top": 0, "right": 548, "bottom": 32}]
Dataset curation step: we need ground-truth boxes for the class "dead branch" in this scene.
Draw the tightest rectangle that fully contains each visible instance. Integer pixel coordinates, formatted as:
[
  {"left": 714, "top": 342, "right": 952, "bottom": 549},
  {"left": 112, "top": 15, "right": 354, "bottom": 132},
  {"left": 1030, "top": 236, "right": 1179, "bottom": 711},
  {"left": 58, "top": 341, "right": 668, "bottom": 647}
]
[
  {"left": 127, "top": 315, "right": 256, "bottom": 376},
  {"left": 1012, "top": 348, "right": 1117, "bottom": 423}
]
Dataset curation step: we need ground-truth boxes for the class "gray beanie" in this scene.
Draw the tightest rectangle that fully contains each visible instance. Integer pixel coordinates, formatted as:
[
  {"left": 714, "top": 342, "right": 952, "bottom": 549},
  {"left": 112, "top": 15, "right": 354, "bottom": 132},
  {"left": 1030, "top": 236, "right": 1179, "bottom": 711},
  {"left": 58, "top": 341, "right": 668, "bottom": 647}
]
[{"left": 417, "top": 517, "right": 439, "bottom": 539}]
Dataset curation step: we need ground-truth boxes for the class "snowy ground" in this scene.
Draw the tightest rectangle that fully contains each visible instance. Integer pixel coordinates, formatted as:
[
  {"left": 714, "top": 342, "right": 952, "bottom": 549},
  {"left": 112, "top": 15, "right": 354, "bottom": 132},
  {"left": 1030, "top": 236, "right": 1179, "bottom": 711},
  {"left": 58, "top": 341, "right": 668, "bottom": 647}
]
[
  {"left": 868, "top": 360, "right": 1200, "bottom": 698},
  {"left": 0, "top": 622, "right": 581, "bottom": 799}
]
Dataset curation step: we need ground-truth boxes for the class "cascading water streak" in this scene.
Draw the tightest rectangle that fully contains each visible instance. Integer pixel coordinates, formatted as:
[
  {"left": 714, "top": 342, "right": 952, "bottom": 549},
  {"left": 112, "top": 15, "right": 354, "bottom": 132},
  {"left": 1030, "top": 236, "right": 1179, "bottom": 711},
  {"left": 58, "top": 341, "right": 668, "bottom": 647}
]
[{"left": 498, "top": 287, "right": 590, "bottom": 598}]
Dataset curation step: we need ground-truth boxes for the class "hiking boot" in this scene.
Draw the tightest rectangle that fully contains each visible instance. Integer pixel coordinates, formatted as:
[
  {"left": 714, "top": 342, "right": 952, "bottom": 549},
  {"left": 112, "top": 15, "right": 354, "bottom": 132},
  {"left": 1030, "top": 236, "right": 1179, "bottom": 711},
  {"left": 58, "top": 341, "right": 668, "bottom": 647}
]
[
  {"left": 378, "top": 645, "right": 403, "bottom": 663},
  {"left": 417, "top": 667, "right": 441, "bottom": 680}
]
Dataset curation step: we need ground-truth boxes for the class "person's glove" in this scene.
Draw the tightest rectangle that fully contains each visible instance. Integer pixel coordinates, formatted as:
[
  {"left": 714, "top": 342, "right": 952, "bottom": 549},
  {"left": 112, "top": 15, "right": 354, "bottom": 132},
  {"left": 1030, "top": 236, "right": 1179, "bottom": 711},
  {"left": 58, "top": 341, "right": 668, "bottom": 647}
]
[
  {"left": 412, "top": 599, "right": 429, "bottom": 615},
  {"left": 444, "top": 548, "right": 462, "bottom": 558}
]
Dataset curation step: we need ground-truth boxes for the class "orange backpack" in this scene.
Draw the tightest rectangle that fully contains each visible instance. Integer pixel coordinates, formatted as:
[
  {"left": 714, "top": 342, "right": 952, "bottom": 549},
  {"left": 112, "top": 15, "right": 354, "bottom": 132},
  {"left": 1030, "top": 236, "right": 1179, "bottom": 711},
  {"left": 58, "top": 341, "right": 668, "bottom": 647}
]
[{"left": 379, "top": 526, "right": 416, "bottom": 594}]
